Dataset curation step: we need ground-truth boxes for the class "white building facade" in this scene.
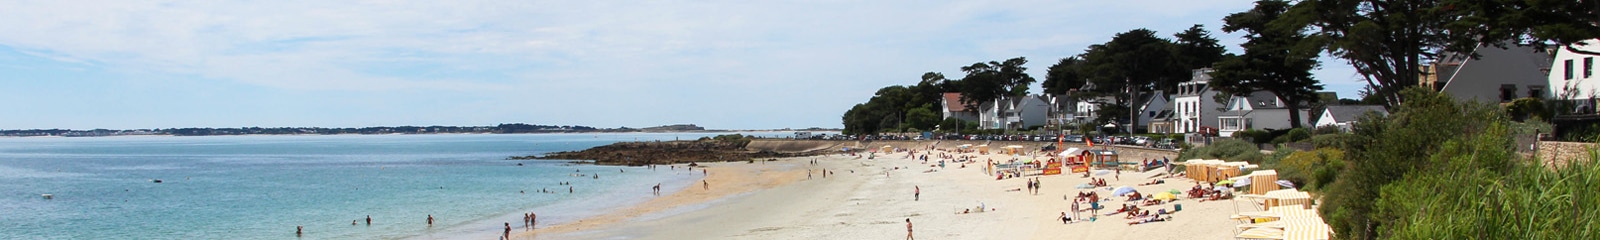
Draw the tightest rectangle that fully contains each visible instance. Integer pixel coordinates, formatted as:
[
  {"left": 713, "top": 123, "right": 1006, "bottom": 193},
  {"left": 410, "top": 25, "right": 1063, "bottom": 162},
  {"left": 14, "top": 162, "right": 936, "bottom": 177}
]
[
  {"left": 1550, "top": 39, "right": 1600, "bottom": 113},
  {"left": 1173, "top": 68, "right": 1223, "bottom": 134}
]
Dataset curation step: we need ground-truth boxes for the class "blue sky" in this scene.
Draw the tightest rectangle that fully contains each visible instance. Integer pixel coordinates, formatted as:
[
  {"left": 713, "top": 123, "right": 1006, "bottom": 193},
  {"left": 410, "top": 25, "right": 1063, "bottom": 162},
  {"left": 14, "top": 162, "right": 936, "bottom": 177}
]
[{"left": 0, "top": 0, "right": 1366, "bottom": 130}]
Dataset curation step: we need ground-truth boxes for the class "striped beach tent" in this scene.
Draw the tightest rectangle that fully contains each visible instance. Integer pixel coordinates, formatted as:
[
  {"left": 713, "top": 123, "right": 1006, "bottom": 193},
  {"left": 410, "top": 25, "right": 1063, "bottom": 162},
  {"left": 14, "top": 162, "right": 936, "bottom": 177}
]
[
  {"left": 1235, "top": 227, "right": 1285, "bottom": 239},
  {"left": 1269, "top": 207, "right": 1332, "bottom": 240},
  {"left": 1247, "top": 170, "right": 1281, "bottom": 195},
  {"left": 1264, "top": 189, "right": 1313, "bottom": 210}
]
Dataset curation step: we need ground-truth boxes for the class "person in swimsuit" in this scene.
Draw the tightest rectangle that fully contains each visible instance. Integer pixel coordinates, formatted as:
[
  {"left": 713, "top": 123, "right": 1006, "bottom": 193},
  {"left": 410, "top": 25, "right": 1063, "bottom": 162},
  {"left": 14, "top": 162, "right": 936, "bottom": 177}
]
[
  {"left": 427, "top": 215, "right": 433, "bottom": 226},
  {"left": 905, "top": 218, "right": 914, "bottom": 240},
  {"left": 503, "top": 222, "right": 511, "bottom": 240}
]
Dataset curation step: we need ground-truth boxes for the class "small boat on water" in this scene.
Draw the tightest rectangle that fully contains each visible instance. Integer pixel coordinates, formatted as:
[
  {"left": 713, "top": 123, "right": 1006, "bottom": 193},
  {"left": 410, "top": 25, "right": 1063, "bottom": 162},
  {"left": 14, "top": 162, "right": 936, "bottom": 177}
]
[
  {"left": 151, "top": 179, "right": 163, "bottom": 183},
  {"left": 41, "top": 194, "right": 52, "bottom": 199}
]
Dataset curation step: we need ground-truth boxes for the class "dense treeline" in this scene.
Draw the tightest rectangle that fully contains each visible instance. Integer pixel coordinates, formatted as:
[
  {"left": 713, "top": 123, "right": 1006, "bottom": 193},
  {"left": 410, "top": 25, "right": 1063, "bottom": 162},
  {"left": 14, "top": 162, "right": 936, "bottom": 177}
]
[{"left": 841, "top": 59, "right": 1033, "bottom": 135}]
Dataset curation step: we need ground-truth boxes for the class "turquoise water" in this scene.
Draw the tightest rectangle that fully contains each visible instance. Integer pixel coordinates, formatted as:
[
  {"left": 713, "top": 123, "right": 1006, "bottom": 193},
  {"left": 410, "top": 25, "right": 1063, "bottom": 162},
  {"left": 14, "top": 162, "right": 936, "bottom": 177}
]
[{"left": 0, "top": 133, "right": 789, "bottom": 239}]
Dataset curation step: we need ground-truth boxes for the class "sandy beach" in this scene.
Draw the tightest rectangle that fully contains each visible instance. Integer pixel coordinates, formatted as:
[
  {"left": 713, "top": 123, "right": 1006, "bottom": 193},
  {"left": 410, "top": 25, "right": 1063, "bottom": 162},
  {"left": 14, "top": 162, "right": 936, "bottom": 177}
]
[{"left": 514, "top": 147, "right": 1246, "bottom": 240}]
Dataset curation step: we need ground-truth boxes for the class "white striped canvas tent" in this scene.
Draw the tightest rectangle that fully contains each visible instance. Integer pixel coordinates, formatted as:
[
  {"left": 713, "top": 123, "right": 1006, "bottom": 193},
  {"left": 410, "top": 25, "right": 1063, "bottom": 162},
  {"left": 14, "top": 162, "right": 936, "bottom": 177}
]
[{"left": 1264, "top": 189, "right": 1312, "bottom": 210}]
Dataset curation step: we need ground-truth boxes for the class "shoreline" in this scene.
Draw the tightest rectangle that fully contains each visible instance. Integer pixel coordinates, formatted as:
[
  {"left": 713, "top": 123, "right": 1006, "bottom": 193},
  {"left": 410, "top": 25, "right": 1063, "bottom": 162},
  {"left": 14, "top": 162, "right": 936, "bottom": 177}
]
[{"left": 513, "top": 160, "right": 809, "bottom": 239}]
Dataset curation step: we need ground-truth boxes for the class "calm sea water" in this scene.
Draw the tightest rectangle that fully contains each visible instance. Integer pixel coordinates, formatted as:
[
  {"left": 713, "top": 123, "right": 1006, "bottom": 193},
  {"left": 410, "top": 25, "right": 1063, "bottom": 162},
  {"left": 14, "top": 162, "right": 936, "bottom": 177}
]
[{"left": 0, "top": 132, "right": 793, "bottom": 239}]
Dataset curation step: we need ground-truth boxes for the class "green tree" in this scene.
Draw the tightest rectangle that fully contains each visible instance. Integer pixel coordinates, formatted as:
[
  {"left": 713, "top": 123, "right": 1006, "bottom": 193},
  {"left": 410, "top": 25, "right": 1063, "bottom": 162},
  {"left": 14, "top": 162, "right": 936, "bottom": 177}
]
[
  {"left": 955, "top": 57, "right": 1036, "bottom": 108},
  {"left": 938, "top": 117, "right": 965, "bottom": 133},
  {"left": 1211, "top": 0, "right": 1324, "bottom": 129},
  {"left": 1080, "top": 29, "right": 1187, "bottom": 133},
  {"left": 902, "top": 106, "right": 940, "bottom": 131},
  {"left": 1042, "top": 57, "right": 1086, "bottom": 95},
  {"left": 1171, "top": 24, "right": 1227, "bottom": 71},
  {"left": 1282, "top": 0, "right": 1600, "bottom": 109}
]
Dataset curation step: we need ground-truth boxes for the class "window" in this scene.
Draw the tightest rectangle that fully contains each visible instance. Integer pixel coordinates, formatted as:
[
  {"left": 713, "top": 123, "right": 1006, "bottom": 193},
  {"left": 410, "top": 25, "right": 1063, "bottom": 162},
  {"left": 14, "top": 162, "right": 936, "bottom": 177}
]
[
  {"left": 1500, "top": 84, "right": 1518, "bottom": 102},
  {"left": 1567, "top": 59, "right": 1576, "bottom": 80},
  {"left": 1529, "top": 86, "right": 1545, "bottom": 99},
  {"left": 1587, "top": 57, "right": 1594, "bottom": 78}
]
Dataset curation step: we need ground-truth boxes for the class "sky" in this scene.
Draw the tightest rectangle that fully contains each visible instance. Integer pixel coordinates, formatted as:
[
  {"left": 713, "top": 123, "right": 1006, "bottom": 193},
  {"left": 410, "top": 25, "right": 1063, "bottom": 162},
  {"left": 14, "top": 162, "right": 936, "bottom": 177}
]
[{"left": 0, "top": 0, "right": 1367, "bottom": 130}]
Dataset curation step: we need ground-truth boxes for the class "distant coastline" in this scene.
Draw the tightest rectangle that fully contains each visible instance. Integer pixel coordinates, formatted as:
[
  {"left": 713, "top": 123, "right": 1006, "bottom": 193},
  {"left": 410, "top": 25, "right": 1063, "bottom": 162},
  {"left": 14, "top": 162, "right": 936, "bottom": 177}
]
[{"left": 0, "top": 123, "right": 840, "bottom": 137}]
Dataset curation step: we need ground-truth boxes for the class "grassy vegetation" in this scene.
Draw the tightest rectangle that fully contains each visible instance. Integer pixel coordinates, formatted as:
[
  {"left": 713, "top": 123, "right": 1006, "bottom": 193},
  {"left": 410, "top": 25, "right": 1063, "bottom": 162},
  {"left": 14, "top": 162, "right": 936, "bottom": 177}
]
[{"left": 1316, "top": 88, "right": 1600, "bottom": 239}]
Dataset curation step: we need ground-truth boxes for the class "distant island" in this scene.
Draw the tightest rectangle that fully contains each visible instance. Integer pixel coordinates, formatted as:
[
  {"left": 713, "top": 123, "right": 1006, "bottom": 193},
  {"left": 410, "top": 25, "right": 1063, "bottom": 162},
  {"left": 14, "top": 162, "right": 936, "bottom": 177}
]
[{"left": 0, "top": 123, "right": 833, "bottom": 137}]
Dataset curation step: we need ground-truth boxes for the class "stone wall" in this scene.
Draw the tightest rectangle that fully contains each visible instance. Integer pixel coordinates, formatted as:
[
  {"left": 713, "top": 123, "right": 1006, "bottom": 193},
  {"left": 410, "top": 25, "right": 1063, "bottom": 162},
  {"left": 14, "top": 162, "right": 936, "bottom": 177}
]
[{"left": 1536, "top": 141, "right": 1597, "bottom": 168}]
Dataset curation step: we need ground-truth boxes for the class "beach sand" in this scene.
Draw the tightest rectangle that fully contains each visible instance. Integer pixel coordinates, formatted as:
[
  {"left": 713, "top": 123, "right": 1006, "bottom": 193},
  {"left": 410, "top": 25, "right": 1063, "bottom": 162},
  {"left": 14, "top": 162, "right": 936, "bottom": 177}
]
[{"left": 516, "top": 149, "right": 1248, "bottom": 240}]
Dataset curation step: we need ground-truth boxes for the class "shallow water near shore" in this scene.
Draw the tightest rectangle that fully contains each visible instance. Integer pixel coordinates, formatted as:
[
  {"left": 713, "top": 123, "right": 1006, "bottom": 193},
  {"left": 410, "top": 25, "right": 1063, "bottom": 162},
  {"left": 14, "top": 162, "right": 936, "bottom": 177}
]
[{"left": 0, "top": 132, "right": 789, "bottom": 240}]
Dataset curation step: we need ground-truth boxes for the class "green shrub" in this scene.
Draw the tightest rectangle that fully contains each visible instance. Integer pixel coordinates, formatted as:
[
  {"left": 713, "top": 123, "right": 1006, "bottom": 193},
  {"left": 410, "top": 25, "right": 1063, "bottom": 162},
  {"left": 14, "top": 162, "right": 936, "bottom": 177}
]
[
  {"left": 1320, "top": 88, "right": 1513, "bottom": 239},
  {"left": 1176, "top": 138, "right": 1265, "bottom": 163},
  {"left": 1310, "top": 133, "right": 1361, "bottom": 150},
  {"left": 1271, "top": 148, "right": 1343, "bottom": 191},
  {"left": 1312, "top": 125, "right": 1342, "bottom": 135},
  {"left": 1505, "top": 97, "right": 1549, "bottom": 121},
  {"left": 1233, "top": 129, "right": 1271, "bottom": 144}
]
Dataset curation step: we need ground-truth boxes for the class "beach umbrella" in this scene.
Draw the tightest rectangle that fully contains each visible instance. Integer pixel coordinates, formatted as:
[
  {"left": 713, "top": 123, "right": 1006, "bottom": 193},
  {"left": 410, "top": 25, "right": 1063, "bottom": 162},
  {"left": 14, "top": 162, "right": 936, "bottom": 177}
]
[
  {"left": 1232, "top": 176, "right": 1253, "bottom": 187},
  {"left": 1112, "top": 186, "right": 1137, "bottom": 196},
  {"left": 1094, "top": 169, "right": 1112, "bottom": 176},
  {"left": 1276, "top": 180, "right": 1296, "bottom": 188},
  {"left": 1152, "top": 192, "right": 1176, "bottom": 200}
]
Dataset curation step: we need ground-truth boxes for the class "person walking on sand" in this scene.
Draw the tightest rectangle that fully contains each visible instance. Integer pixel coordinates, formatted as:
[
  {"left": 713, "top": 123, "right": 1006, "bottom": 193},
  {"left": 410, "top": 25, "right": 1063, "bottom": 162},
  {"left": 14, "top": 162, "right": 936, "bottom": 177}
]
[
  {"left": 530, "top": 212, "right": 537, "bottom": 229},
  {"left": 914, "top": 186, "right": 920, "bottom": 201},
  {"left": 503, "top": 222, "right": 511, "bottom": 240},
  {"left": 905, "top": 218, "right": 914, "bottom": 240},
  {"left": 523, "top": 213, "right": 530, "bottom": 228},
  {"left": 703, "top": 180, "right": 709, "bottom": 190},
  {"left": 1115, "top": 167, "right": 1121, "bottom": 181}
]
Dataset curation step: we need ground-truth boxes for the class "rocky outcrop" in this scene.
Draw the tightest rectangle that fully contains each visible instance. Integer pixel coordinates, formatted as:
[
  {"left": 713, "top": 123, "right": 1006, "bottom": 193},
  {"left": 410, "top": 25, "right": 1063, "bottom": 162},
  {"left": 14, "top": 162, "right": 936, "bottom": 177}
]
[{"left": 520, "top": 140, "right": 825, "bottom": 166}]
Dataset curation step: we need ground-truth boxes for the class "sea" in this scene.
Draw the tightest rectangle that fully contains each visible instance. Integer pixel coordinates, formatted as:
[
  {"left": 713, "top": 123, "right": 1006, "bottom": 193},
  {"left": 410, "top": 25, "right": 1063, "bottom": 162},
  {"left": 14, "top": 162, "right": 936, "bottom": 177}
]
[{"left": 0, "top": 132, "right": 797, "bottom": 239}]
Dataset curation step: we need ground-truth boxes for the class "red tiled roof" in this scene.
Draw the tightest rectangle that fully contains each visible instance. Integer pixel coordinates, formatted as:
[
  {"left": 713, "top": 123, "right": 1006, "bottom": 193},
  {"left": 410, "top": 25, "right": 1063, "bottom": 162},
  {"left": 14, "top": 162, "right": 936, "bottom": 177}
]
[{"left": 943, "top": 93, "right": 969, "bottom": 112}]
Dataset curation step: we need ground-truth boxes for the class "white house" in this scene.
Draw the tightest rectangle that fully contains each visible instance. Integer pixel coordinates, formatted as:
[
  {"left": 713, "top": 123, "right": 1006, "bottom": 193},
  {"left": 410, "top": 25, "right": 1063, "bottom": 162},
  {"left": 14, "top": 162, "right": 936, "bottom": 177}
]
[
  {"left": 1135, "top": 90, "right": 1171, "bottom": 133},
  {"left": 1002, "top": 96, "right": 1052, "bottom": 130},
  {"left": 974, "top": 95, "right": 1054, "bottom": 130},
  {"left": 1045, "top": 93, "right": 1079, "bottom": 129},
  {"left": 1314, "top": 105, "right": 1388, "bottom": 132},
  {"left": 1218, "top": 91, "right": 1311, "bottom": 137},
  {"left": 1549, "top": 39, "right": 1600, "bottom": 113},
  {"left": 1425, "top": 43, "right": 1553, "bottom": 103},
  {"left": 1174, "top": 68, "right": 1224, "bottom": 134},
  {"left": 940, "top": 93, "right": 979, "bottom": 122}
]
